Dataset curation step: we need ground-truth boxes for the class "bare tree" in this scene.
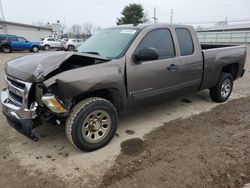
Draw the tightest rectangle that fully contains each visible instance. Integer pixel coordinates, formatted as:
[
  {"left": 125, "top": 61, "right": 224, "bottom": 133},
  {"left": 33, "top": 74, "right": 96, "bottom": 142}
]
[
  {"left": 82, "top": 23, "right": 94, "bottom": 36},
  {"left": 59, "top": 23, "right": 67, "bottom": 36},
  {"left": 70, "top": 24, "right": 82, "bottom": 37}
]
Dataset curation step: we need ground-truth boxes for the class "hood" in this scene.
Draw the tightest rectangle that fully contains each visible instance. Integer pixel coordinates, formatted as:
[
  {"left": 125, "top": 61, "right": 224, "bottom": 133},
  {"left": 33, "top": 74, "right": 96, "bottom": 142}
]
[{"left": 5, "top": 51, "right": 108, "bottom": 82}]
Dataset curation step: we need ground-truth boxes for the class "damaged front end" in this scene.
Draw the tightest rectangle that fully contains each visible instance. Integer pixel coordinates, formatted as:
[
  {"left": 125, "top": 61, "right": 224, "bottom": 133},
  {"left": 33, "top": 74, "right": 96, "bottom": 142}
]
[{"left": 1, "top": 52, "right": 110, "bottom": 141}]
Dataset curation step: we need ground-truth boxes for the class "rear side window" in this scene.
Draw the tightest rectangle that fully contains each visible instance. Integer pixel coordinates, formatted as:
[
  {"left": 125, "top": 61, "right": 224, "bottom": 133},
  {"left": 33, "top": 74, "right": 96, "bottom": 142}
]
[
  {"left": 176, "top": 28, "right": 194, "bottom": 56},
  {"left": 8, "top": 36, "right": 18, "bottom": 42},
  {"left": 137, "top": 29, "right": 175, "bottom": 59}
]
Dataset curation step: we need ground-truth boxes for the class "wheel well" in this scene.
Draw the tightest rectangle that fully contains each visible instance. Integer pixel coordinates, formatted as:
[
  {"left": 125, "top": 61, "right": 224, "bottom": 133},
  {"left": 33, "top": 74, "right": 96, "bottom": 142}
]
[
  {"left": 74, "top": 88, "right": 123, "bottom": 115},
  {"left": 221, "top": 63, "right": 239, "bottom": 80}
]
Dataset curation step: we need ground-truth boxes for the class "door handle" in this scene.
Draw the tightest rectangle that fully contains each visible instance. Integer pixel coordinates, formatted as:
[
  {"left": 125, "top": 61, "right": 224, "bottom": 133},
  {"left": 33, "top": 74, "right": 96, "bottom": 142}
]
[{"left": 167, "top": 64, "right": 179, "bottom": 70}]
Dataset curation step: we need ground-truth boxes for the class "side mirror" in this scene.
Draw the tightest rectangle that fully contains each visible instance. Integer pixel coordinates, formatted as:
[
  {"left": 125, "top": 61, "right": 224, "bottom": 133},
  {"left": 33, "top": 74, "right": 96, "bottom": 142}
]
[{"left": 134, "top": 47, "right": 159, "bottom": 63}]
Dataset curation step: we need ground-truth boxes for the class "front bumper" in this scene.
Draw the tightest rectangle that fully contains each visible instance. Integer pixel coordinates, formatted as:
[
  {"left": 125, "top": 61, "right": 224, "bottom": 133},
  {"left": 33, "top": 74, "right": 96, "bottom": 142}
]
[{"left": 1, "top": 89, "right": 39, "bottom": 141}]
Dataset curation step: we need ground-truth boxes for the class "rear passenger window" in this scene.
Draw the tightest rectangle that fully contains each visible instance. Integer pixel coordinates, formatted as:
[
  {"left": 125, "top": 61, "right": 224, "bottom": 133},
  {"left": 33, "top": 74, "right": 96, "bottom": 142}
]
[
  {"left": 137, "top": 29, "right": 175, "bottom": 59},
  {"left": 8, "top": 36, "right": 17, "bottom": 42},
  {"left": 176, "top": 28, "right": 194, "bottom": 56}
]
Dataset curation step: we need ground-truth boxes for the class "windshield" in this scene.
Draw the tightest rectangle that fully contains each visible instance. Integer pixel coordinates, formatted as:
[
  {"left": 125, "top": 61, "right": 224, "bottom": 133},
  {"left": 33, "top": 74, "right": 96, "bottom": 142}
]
[{"left": 77, "top": 28, "right": 139, "bottom": 59}]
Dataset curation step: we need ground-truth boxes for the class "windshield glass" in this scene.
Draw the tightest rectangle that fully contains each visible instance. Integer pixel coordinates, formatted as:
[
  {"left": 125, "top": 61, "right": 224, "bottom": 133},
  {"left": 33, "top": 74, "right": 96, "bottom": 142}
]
[{"left": 77, "top": 28, "right": 139, "bottom": 59}]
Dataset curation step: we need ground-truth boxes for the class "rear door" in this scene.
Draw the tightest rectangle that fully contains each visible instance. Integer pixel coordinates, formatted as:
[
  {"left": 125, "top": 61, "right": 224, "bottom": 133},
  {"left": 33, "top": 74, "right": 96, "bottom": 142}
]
[
  {"left": 126, "top": 28, "right": 182, "bottom": 108},
  {"left": 175, "top": 27, "right": 203, "bottom": 93},
  {"left": 7, "top": 36, "right": 18, "bottom": 50}
]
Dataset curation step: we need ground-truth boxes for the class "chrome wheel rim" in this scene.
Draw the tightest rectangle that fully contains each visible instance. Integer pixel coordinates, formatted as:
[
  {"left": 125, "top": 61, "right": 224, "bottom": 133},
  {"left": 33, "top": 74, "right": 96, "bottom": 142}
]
[
  {"left": 44, "top": 46, "right": 49, "bottom": 50},
  {"left": 221, "top": 78, "right": 231, "bottom": 98},
  {"left": 82, "top": 110, "right": 111, "bottom": 143}
]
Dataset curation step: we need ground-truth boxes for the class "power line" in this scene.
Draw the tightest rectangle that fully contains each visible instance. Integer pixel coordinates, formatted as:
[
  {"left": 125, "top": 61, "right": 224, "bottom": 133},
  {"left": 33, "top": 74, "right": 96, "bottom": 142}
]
[{"left": 178, "top": 18, "right": 250, "bottom": 25}]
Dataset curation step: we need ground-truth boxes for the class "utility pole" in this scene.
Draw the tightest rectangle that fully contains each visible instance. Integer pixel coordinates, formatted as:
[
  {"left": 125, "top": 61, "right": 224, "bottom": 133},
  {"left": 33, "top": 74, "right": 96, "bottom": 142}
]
[
  {"left": 153, "top": 7, "right": 158, "bottom": 24},
  {"left": 170, "top": 9, "right": 173, "bottom": 24},
  {"left": 225, "top": 16, "right": 228, "bottom": 25},
  {"left": 0, "top": 0, "right": 5, "bottom": 21}
]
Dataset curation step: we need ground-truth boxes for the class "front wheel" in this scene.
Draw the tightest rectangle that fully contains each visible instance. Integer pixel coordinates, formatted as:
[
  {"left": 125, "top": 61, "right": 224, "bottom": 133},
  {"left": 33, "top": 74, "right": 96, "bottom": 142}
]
[
  {"left": 66, "top": 97, "right": 118, "bottom": 151},
  {"left": 210, "top": 72, "right": 234, "bottom": 103}
]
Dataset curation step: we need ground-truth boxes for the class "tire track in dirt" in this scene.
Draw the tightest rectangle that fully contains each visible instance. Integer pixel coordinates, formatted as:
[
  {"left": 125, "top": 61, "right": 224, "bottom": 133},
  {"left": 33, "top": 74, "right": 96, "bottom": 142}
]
[{"left": 101, "top": 97, "right": 250, "bottom": 188}]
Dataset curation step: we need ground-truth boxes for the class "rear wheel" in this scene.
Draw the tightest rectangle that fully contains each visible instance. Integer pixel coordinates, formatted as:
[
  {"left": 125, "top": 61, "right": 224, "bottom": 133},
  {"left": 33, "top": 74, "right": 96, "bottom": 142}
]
[
  {"left": 2, "top": 45, "right": 12, "bottom": 53},
  {"left": 68, "top": 45, "right": 75, "bottom": 51},
  {"left": 210, "top": 72, "right": 234, "bottom": 103},
  {"left": 31, "top": 46, "right": 39, "bottom": 53},
  {"left": 66, "top": 97, "right": 118, "bottom": 151},
  {"left": 44, "top": 45, "right": 50, "bottom": 51}
]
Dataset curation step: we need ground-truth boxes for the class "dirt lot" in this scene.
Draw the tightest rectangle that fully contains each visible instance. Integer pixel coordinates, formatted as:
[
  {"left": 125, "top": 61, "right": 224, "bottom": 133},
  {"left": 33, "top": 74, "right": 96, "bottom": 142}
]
[{"left": 0, "top": 46, "right": 249, "bottom": 188}]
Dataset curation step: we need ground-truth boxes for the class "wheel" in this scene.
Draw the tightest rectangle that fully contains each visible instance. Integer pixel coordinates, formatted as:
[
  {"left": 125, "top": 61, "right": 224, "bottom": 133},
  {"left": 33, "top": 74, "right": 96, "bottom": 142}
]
[
  {"left": 31, "top": 46, "right": 39, "bottom": 53},
  {"left": 66, "top": 97, "right": 118, "bottom": 151},
  {"left": 2, "top": 45, "right": 12, "bottom": 53},
  {"left": 210, "top": 72, "right": 234, "bottom": 103},
  {"left": 68, "top": 45, "right": 75, "bottom": 51},
  {"left": 44, "top": 45, "right": 50, "bottom": 51}
]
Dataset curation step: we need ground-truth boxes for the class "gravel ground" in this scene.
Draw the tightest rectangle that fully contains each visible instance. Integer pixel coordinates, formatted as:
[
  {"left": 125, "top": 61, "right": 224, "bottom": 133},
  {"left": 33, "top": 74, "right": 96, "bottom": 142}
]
[{"left": 0, "top": 45, "right": 249, "bottom": 188}]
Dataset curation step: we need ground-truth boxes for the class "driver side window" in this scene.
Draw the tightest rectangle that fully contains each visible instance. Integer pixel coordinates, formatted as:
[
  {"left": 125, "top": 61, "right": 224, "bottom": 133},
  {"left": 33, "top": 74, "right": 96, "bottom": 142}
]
[{"left": 136, "top": 29, "right": 175, "bottom": 59}]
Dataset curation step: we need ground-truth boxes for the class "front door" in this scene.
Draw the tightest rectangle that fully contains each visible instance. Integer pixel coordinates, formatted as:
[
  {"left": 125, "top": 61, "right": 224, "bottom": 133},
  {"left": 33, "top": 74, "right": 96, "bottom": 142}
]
[{"left": 126, "top": 28, "right": 181, "bottom": 108}]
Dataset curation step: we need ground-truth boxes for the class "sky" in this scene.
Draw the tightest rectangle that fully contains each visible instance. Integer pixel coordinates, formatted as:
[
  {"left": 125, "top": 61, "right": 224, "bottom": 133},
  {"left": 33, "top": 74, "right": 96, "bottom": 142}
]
[{"left": 1, "top": 0, "right": 250, "bottom": 28}]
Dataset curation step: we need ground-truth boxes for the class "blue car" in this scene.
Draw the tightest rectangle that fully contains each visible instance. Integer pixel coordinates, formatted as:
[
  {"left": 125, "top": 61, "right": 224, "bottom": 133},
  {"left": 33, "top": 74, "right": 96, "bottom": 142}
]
[{"left": 0, "top": 34, "right": 40, "bottom": 53}]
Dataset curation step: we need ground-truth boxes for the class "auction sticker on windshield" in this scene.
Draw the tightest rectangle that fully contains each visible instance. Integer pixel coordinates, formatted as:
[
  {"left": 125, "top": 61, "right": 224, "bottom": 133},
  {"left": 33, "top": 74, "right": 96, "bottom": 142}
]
[{"left": 120, "top": 29, "right": 137, "bottom": 34}]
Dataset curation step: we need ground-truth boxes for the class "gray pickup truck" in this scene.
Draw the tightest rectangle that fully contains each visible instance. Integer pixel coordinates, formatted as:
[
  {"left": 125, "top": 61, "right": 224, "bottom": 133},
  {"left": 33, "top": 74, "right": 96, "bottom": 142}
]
[{"left": 1, "top": 24, "right": 246, "bottom": 151}]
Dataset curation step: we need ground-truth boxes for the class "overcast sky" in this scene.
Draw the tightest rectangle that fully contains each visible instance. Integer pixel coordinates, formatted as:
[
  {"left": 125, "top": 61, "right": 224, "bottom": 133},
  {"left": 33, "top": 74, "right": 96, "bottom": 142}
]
[{"left": 1, "top": 0, "right": 250, "bottom": 28}]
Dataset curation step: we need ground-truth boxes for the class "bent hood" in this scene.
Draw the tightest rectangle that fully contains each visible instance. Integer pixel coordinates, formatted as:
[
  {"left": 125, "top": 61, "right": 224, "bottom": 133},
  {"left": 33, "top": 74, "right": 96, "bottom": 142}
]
[{"left": 5, "top": 51, "right": 108, "bottom": 82}]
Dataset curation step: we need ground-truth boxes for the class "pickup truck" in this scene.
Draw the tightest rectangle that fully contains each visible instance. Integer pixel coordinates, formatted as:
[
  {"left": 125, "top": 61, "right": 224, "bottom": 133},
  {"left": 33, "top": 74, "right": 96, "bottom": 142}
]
[
  {"left": 0, "top": 34, "right": 40, "bottom": 53},
  {"left": 1, "top": 24, "right": 246, "bottom": 151}
]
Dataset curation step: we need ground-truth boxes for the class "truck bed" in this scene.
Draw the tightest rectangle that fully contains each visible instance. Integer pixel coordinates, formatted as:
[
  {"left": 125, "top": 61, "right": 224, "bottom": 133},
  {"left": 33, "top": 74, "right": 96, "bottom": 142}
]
[
  {"left": 200, "top": 44, "right": 247, "bottom": 90},
  {"left": 201, "top": 44, "right": 238, "bottom": 50}
]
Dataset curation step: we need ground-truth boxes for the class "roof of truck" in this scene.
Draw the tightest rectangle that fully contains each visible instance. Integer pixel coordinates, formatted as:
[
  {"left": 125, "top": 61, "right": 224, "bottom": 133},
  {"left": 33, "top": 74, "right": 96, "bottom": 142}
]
[{"left": 110, "top": 23, "right": 191, "bottom": 30}]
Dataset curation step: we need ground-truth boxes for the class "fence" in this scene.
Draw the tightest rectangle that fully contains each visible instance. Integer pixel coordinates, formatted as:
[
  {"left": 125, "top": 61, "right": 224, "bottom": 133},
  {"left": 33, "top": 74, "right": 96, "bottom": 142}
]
[{"left": 197, "top": 31, "right": 250, "bottom": 43}]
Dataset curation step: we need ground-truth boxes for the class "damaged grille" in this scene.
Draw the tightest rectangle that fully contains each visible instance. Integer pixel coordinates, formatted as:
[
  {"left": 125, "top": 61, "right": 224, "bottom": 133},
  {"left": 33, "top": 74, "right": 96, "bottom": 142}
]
[{"left": 5, "top": 76, "right": 33, "bottom": 107}]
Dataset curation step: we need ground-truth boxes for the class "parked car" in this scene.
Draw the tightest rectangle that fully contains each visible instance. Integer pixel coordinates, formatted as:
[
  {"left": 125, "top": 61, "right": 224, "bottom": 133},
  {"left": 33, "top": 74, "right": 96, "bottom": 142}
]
[
  {"left": 1, "top": 24, "right": 246, "bottom": 151},
  {"left": 0, "top": 34, "right": 40, "bottom": 53},
  {"left": 62, "top": 38, "right": 85, "bottom": 51},
  {"left": 40, "top": 38, "right": 62, "bottom": 50}
]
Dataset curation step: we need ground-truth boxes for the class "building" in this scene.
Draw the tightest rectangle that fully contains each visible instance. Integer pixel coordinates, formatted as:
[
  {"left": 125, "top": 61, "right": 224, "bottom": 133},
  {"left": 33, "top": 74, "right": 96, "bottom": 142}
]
[
  {"left": 0, "top": 20, "right": 53, "bottom": 41},
  {"left": 197, "top": 23, "right": 250, "bottom": 32},
  {"left": 196, "top": 23, "right": 250, "bottom": 43}
]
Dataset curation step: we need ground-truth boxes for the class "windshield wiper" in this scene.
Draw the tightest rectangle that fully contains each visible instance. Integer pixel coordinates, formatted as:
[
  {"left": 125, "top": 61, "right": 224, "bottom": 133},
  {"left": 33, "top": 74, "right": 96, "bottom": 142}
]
[{"left": 82, "top": 51, "right": 100, "bottom": 55}]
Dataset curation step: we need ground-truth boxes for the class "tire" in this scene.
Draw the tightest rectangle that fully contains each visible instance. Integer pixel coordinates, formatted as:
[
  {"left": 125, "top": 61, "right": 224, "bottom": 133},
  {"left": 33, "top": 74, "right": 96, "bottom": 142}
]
[
  {"left": 68, "top": 45, "right": 75, "bottom": 51},
  {"left": 44, "top": 45, "right": 50, "bottom": 51},
  {"left": 210, "top": 72, "right": 234, "bottom": 103},
  {"left": 66, "top": 97, "right": 118, "bottom": 151},
  {"left": 31, "top": 46, "right": 39, "bottom": 53},
  {"left": 2, "top": 45, "right": 12, "bottom": 53}
]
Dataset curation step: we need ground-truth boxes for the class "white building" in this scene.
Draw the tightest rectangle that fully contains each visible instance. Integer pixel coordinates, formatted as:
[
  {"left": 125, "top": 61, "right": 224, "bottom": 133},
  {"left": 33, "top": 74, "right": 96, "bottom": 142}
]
[{"left": 0, "top": 20, "right": 53, "bottom": 41}]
